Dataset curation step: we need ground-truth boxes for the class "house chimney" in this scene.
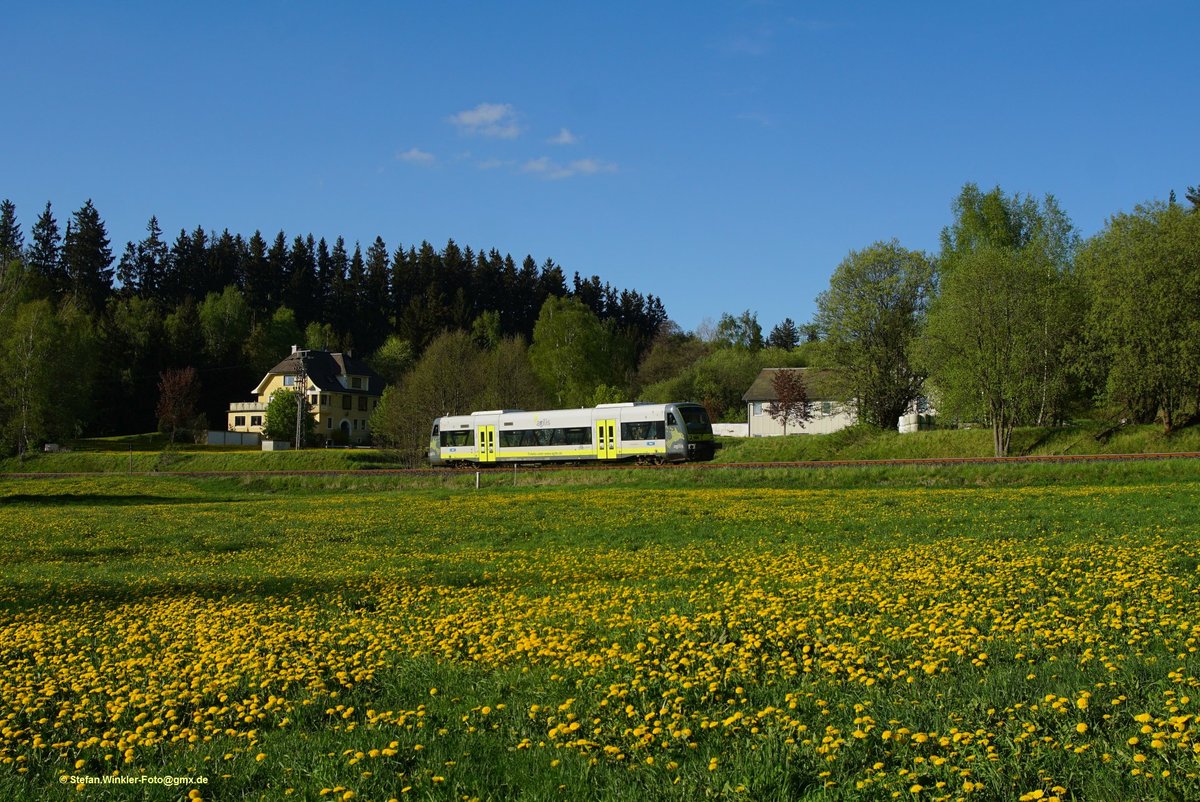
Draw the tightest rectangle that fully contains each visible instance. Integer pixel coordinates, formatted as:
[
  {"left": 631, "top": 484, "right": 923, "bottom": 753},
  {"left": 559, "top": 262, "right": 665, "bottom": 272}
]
[{"left": 291, "top": 344, "right": 299, "bottom": 354}]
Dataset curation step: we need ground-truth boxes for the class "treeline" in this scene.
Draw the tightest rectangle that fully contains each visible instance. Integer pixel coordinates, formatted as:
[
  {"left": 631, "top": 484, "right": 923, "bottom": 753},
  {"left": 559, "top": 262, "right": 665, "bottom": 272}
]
[
  {"left": 809, "top": 182, "right": 1200, "bottom": 456},
  {"left": 0, "top": 198, "right": 667, "bottom": 456}
]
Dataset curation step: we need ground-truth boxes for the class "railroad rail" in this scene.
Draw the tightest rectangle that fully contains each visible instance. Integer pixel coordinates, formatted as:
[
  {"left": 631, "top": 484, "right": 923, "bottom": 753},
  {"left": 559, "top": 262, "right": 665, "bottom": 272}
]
[{"left": 5, "top": 451, "right": 1200, "bottom": 480}]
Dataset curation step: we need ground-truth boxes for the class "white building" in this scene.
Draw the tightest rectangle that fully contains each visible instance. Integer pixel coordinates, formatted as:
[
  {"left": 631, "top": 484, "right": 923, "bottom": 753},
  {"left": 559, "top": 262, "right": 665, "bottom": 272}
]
[{"left": 741, "top": 367, "right": 857, "bottom": 437}]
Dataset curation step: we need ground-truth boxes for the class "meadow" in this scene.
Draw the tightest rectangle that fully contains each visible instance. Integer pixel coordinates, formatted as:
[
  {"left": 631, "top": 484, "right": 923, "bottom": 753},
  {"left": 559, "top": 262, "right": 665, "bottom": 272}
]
[{"left": 1, "top": 462, "right": 1199, "bottom": 800}]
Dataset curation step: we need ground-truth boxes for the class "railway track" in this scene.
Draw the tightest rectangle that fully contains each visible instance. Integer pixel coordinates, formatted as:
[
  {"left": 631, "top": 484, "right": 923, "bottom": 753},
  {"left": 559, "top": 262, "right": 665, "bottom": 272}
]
[{"left": 5, "top": 450, "right": 1200, "bottom": 480}]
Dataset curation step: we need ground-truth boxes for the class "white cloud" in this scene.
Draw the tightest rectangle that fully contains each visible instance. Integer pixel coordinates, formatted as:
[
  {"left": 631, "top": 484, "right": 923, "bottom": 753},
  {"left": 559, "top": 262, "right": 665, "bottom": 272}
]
[
  {"left": 396, "top": 147, "right": 436, "bottom": 165},
  {"left": 448, "top": 103, "right": 521, "bottom": 139},
  {"left": 521, "top": 156, "right": 616, "bottom": 180},
  {"left": 548, "top": 127, "right": 578, "bottom": 145}
]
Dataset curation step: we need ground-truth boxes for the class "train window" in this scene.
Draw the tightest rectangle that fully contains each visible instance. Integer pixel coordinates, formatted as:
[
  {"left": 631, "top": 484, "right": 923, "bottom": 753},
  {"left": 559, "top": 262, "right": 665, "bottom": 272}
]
[
  {"left": 679, "top": 406, "right": 713, "bottom": 434},
  {"left": 440, "top": 430, "right": 474, "bottom": 447},
  {"left": 432, "top": 423, "right": 440, "bottom": 436},
  {"left": 621, "top": 421, "right": 665, "bottom": 440},
  {"left": 500, "top": 427, "right": 591, "bottom": 446},
  {"left": 667, "top": 413, "right": 677, "bottom": 426}
]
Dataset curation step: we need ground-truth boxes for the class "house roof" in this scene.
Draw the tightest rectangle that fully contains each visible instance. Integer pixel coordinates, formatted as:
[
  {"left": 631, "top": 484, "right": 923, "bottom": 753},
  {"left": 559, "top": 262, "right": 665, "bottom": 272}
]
[
  {"left": 742, "top": 367, "right": 839, "bottom": 402},
  {"left": 253, "top": 349, "right": 385, "bottom": 397}
]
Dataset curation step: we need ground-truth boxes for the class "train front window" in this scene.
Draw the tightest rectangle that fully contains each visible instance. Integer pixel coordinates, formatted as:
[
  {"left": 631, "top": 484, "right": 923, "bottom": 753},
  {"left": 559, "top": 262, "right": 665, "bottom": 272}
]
[{"left": 679, "top": 406, "right": 712, "bottom": 434}]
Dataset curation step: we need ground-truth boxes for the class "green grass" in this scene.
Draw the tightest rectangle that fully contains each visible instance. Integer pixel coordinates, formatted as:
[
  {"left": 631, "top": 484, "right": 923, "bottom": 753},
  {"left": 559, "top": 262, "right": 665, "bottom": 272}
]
[
  {"left": 1, "top": 466, "right": 1199, "bottom": 800},
  {"left": 713, "top": 420, "right": 1200, "bottom": 463}
]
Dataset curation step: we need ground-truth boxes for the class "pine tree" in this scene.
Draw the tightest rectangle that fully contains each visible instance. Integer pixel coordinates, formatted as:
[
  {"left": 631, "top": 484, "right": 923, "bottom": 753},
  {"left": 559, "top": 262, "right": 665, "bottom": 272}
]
[
  {"left": 62, "top": 199, "right": 114, "bottom": 312},
  {"left": 117, "top": 216, "right": 169, "bottom": 300},
  {"left": 27, "top": 202, "right": 65, "bottom": 299},
  {"left": 242, "top": 231, "right": 270, "bottom": 315},
  {"left": 0, "top": 200, "right": 23, "bottom": 263},
  {"left": 767, "top": 318, "right": 800, "bottom": 350}
]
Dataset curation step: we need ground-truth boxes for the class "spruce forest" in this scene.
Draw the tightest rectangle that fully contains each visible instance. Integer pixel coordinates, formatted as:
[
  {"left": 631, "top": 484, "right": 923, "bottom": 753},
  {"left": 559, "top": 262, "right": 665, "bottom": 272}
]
[{"left": 0, "top": 199, "right": 667, "bottom": 452}]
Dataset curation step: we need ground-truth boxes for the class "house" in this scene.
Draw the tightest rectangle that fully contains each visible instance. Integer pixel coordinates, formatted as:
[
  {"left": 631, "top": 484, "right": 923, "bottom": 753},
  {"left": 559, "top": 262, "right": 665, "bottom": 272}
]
[
  {"left": 227, "top": 347, "right": 385, "bottom": 445},
  {"left": 741, "top": 367, "right": 857, "bottom": 436}
]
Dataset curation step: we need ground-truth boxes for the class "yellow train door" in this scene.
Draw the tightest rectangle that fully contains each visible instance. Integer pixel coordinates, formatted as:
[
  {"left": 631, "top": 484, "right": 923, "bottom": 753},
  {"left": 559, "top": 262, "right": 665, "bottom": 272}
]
[
  {"left": 595, "top": 419, "right": 617, "bottom": 460},
  {"left": 477, "top": 425, "right": 496, "bottom": 463}
]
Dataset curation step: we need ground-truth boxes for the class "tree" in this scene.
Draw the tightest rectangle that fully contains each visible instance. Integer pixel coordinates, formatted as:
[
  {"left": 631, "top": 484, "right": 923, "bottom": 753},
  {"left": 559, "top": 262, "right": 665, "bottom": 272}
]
[
  {"left": 156, "top": 367, "right": 202, "bottom": 442},
  {"left": 26, "top": 201, "right": 64, "bottom": 299},
  {"left": 264, "top": 389, "right": 314, "bottom": 446},
  {"left": 199, "top": 285, "right": 252, "bottom": 364},
  {"left": 0, "top": 299, "right": 95, "bottom": 457},
  {"left": 1078, "top": 201, "right": 1200, "bottom": 432},
  {"left": 529, "top": 296, "right": 614, "bottom": 406},
  {"left": 714, "top": 309, "right": 763, "bottom": 350},
  {"left": 371, "top": 331, "right": 485, "bottom": 463},
  {"left": 368, "top": 335, "right": 413, "bottom": 386},
  {"left": 1186, "top": 183, "right": 1200, "bottom": 210},
  {"left": 919, "top": 185, "right": 1080, "bottom": 456},
  {"left": 61, "top": 199, "right": 114, "bottom": 312},
  {"left": 767, "top": 318, "right": 799, "bottom": 351},
  {"left": 0, "top": 200, "right": 23, "bottom": 264},
  {"left": 244, "top": 307, "right": 303, "bottom": 375},
  {"left": 116, "top": 216, "right": 168, "bottom": 300},
  {"left": 765, "top": 369, "right": 812, "bottom": 435},
  {"left": 815, "top": 240, "right": 934, "bottom": 429}
]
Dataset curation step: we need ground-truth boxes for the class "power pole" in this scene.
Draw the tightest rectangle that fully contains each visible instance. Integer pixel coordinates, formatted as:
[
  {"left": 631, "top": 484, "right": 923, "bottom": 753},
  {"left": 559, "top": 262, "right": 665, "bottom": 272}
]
[{"left": 294, "top": 350, "right": 308, "bottom": 450}]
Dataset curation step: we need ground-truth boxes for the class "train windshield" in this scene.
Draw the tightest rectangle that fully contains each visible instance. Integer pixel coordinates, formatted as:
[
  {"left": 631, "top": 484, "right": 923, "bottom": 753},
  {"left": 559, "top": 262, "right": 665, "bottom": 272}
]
[{"left": 678, "top": 405, "right": 712, "bottom": 434}]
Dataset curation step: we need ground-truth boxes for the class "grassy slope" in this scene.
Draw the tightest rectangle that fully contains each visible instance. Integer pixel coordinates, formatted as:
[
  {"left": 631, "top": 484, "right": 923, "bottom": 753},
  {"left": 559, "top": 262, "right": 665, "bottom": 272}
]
[{"left": 713, "top": 421, "right": 1200, "bottom": 463}]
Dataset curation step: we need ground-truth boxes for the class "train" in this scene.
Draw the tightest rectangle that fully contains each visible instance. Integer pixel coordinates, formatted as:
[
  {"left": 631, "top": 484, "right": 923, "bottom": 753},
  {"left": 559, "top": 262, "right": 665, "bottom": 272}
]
[{"left": 428, "top": 402, "right": 715, "bottom": 466}]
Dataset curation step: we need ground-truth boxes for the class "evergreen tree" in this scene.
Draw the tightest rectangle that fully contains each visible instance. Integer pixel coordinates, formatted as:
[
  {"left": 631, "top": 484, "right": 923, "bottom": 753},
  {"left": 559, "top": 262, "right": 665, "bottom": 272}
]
[
  {"left": 361, "top": 236, "right": 391, "bottom": 351},
  {"left": 242, "top": 231, "right": 270, "bottom": 314},
  {"left": 286, "top": 234, "right": 318, "bottom": 325},
  {"left": 0, "top": 200, "right": 23, "bottom": 263},
  {"left": 767, "top": 318, "right": 800, "bottom": 350},
  {"left": 327, "top": 236, "right": 351, "bottom": 333},
  {"left": 27, "top": 201, "right": 65, "bottom": 299},
  {"left": 116, "top": 216, "right": 169, "bottom": 300},
  {"left": 264, "top": 231, "right": 290, "bottom": 310},
  {"left": 61, "top": 199, "right": 114, "bottom": 312}
]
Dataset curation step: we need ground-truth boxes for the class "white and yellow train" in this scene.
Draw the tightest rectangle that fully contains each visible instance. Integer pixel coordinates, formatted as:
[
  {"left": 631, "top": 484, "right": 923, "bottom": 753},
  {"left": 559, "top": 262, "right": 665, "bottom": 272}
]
[{"left": 428, "top": 402, "right": 715, "bottom": 465}]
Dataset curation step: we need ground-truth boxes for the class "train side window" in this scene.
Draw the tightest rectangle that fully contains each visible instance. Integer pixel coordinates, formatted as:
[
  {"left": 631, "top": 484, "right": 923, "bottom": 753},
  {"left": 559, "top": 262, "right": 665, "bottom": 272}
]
[
  {"left": 440, "top": 430, "right": 474, "bottom": 447},
  {"left": 667, "top": 413, "right": 677, "bottom": 426}
]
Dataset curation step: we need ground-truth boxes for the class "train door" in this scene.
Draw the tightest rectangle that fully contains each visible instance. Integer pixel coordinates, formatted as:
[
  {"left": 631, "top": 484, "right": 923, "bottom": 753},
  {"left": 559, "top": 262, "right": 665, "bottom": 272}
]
[
  {"left": 477, "top": 425, "right": 496, "bottom": 463},
  {"left": 594, "top": 419, "right": 617, "bottom": 460}
]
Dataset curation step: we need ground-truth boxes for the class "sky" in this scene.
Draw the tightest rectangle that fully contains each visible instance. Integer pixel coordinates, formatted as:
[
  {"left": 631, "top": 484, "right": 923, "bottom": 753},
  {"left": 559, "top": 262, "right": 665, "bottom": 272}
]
[{"left": 4, "top": 1, "right": 1197, "bottom": 334}]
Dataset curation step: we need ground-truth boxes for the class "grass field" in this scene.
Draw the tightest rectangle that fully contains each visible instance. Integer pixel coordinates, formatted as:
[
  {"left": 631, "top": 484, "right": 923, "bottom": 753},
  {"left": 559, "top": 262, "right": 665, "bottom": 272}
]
[{"left": 2, "top": 463, "right": 1199, "bottom": 800}]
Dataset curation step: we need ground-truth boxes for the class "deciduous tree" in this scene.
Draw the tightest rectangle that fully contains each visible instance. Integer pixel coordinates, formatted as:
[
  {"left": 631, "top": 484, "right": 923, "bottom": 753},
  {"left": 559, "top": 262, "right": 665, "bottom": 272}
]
[
  {"left": 815, "top": 240, "right": 933, "bottom": 430},
  {"left": 156, "top": 367, "right": 202, "bottom": 443},
  {"left": 766, "top": 368, "right": 812, "bottom": 434}
]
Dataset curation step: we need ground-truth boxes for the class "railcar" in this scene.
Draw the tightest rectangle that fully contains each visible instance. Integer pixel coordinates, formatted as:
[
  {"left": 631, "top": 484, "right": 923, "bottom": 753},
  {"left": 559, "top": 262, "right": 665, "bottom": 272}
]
[{"left": 428, "top": 402, "right": 714, "bottom": 466}]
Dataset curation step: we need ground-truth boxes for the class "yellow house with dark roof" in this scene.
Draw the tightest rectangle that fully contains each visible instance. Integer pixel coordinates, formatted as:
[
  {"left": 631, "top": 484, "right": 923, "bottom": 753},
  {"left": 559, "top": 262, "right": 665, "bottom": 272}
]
[{"left": 227, "top": 347, "right": 385, "bottom": 445}]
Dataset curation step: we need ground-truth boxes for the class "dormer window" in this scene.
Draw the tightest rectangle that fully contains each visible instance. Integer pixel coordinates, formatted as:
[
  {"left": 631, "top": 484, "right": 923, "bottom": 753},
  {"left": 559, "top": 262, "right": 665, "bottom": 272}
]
[
  {"left": 283, "top": 375, "right": 295, "bottom": 387},
  {"left": 351, "top": 377, "right": 362, "bottom": 389}
]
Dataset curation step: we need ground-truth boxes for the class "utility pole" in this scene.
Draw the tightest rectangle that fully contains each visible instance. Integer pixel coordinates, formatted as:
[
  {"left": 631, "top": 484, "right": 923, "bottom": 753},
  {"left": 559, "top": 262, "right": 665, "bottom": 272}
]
[{"left": 294, "top": 350, "right": 308, "bottom": 450}]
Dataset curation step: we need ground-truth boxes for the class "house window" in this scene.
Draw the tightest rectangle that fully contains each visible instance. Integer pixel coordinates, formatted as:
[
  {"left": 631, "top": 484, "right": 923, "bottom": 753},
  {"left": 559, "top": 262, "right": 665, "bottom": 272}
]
[
  {"left": 309, "top": 394, "right": 318, "bottom": 406},
  {"left": 752, "top": 402, "right": 763, "bottom": 416},
  {"left": 373, "top": 399, "right": 378, "bottom": 409},
  {"left": 353, "top": 419, "right": 358, "bottom": 431},
  {"left": 321, "top": 394, "right": 329, "bottom": 406},
  {"left": 250, "top": 415, "right": 262, "bottom": 427},
  {"left": 283, "top": 375, "right": 295, "bottom": 386},
  {"left": 342, "top": 395, "right": 351, "bottom": 410},
  {"left": 358, "top": 396, "right": 367, "bottom": 411},
  {"left": 327, "top": 418, "right": 332, "bottom": 429},
  {"left": 822, "top": 401, "right": 832, "bottom": 415},
  {"left": 234, "top": 416, "right": 246, "bottom": 427},
  {"left": 352, "top": 377, "right": 362, "bottom": 389}
]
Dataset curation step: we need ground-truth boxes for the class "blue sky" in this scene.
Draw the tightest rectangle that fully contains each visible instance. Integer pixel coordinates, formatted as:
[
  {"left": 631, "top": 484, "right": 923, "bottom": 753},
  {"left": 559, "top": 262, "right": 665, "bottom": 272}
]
[{"left": 5, "top": 1, "right": 1196, "bottom": 334}]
